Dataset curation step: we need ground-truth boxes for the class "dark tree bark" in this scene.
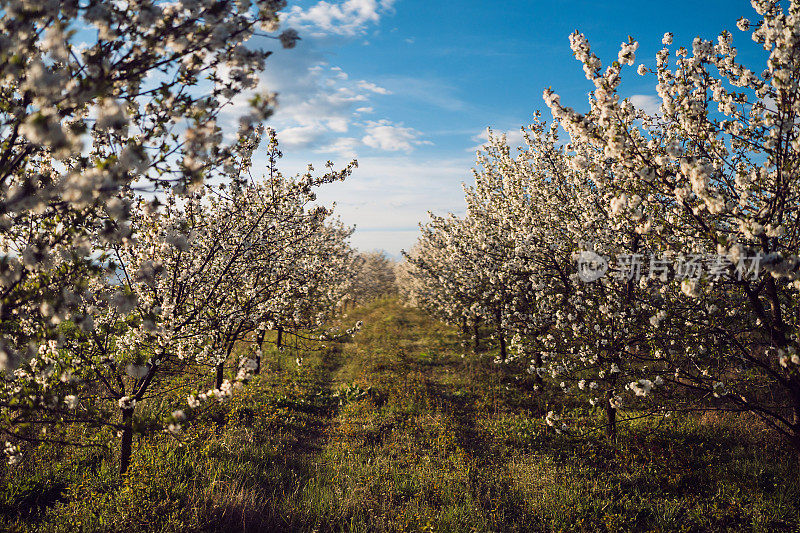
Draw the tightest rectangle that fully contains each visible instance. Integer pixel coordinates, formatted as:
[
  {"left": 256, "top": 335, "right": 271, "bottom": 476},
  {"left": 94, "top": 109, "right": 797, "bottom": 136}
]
[
  {"left": 215, "top": 342, "right": 236, "bottom": 389},
  {"left": 254, "top": 329, "right": 266, "bottom": 375},
  {"left": 793, "top": 401, "right": 800, "bottom": 465},
  {"left": 605, "top": 396, "right": 617, "bottom": 443},
  {"left": 533, "top": 352, "right": 543, "bottom": 386},
  {"left": 606, "top": 372, "right": 619, "bottom": 443},
  {"left": 495, "top": 307, "right": 506, "bottom": 361},
  {"left": 119, "top": 407, "right": 134, "bottom": 475}
]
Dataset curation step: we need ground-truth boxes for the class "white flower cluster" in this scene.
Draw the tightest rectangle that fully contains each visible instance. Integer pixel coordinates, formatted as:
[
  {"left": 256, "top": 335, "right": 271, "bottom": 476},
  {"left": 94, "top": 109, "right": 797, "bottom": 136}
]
[
  {"left": 3, "top": 442, "right": 20, "bottom": 466},
  {"left": 545, "top": 411, "right": 568, "bottom": 433},
  {"left": 627, "top": 376, "right": 664, "bottom": 397},
  {"left": 167, "top": 410, "right": 186, "bottom": 435}
]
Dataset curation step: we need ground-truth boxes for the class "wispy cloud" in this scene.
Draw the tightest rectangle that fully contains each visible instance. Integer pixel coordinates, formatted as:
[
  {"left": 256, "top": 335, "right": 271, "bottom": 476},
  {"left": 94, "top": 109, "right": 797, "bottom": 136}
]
[
  {"left": 247, "top": 47, "right": 403, "bottom": 154},
  {"left": 379, "top": 76, "right": 468, "bottom": 112},
  {"left": 316, "top": 136, "right": 361, "bottom": 158},
  {"left": 362, "top": 120, "right": 429, "bottom": 152},
  {"left": 298, "top": 154, "right": 472, "bottom": 253},
  {"left": 629, "top": 94, "right": 661, "bottom": 115},
  {"left": 282, "top": 0, "right": 396, "bottom": 37},
  {"left": 215, "top": 1, "right": 438, "bottom": 159},
  {"left": 357, "top": 80, "right": 392, "bottom": 95},
  {"left": 467, "top": 126, "right": 526, "bottom": 152},
  {"left": 279, "top": 125, "right": 324, "bottom": 147}
]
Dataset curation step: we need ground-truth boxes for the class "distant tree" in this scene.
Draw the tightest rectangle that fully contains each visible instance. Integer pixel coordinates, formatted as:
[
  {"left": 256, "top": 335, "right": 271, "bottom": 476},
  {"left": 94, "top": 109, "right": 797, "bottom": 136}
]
[{"left": 348, "top": 251, "right": 397, "bottom": 306}]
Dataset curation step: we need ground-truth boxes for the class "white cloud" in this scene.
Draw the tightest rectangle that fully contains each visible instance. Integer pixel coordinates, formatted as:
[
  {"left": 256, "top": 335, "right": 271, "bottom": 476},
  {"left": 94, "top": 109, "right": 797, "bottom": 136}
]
[
  {"left": 630, "top": 94, "right": 661, "bottom": 115},
  {"left": 362, "top": 120, "right": 427, "bottom": 152},
  {"left": 279, "top": 125, "right": 322, "bottom": 147},
  {"left": 468, "top": 126, "right": 526, "bottom": 152},
  {"left": 282, "top": 0, "right": 396, "bottom": 37},
  {"left": 216, "top": 26, "right": 425, "bottom": 157},
  {"left": 317, "top": 137, "right": 361, "bottom": 158},
  {"left": 330, "top": 66, "right": 348, "bottom": 79},
  {"left": 326, "top": 116, "right": 350, "bottom": 132},
  {"left": 286, "top": 155, "right": 472, "bottom": 254},
  {"left": 261, "top": 61, "right": 429, "bottom": 155},
  {"left": 245, "top": 46, "right": 374, "bottom": 150},
  {"left": 213, "top": 0, "right": 401, "bottom": 153},
  {"left": 357, "top": 80, "right": 392, "bottom": 95}
]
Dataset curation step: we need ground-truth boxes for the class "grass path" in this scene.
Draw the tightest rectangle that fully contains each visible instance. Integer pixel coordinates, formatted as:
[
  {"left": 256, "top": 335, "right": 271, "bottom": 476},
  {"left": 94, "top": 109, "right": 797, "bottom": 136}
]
[
  {"left": 257, "top": 297, "right": 541, "bottom": 531},
  {"left": 259, "top": 298, "right": 800, "bottom": 532}
]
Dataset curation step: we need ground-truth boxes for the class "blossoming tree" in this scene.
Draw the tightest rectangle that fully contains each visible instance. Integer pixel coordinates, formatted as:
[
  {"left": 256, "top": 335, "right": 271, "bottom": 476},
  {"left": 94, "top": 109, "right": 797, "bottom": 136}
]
[
  {"left": 0, "top": 0, "right": 302, "bottom": 370},
  {"left": 0, "top": 127, "right": 358, "bottom": 473},
  {"left": 543, "top": 0, "right": 800, "bottom": 452}
]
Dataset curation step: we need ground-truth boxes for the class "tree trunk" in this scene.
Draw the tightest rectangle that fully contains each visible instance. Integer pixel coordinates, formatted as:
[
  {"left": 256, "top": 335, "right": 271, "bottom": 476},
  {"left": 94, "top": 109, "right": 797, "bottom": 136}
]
[
  {"left": 215, "top": 343, "right": 235, "bottom": 389},
  {"left": 215, "top": 362, "right": 224, "bottom": 389},
  {"left": 254, "top": 330, "right": 266, "bottom": 376},
  {"left": 533, "top": 352, "right": 543, "bottom": 386},
  {"left": 473, "top": 322, "right": 480, "bottom": 353},
  {"left": 119, "top": 407, "right": 134, "bottom": 475},
  {"left": 277, "top": 326, "right": 283, "bottom": 349},
  {"left": 793, "top": 401, "right": 800, "bottom": 465},
  {"left": 606, "top": 389, "right": 617, "bottom": 443},
  {"left": 495, "top": 307, "right": 506, "bottom": 361}
]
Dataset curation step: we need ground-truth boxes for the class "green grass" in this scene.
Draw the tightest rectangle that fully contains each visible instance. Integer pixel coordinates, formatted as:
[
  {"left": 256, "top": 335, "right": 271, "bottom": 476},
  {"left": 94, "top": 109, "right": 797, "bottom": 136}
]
[{"left": 1, "top": 297, "right": 799, "bottom": 531}]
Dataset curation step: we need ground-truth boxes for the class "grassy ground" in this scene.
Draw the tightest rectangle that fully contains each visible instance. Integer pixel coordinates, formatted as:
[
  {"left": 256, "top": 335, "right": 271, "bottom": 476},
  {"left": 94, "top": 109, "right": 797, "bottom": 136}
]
[{"left": 1, "top": 297, "right": 799, "bottom": 531}]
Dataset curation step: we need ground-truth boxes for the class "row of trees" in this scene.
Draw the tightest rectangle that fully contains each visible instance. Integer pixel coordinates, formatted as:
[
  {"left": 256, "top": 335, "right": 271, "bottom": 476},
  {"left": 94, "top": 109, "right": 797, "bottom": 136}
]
[
  {"left": 0, "top": 0, "right": 368, "bottom": 473},
  {"left": 401, "top": 0, "right": 800, "bottom": 457},
  {"left": 2, "top": 125, "right": 360, "bottom": 473},
  {"left": 347, "top": 251, "right": 398, "bottom": 307}
]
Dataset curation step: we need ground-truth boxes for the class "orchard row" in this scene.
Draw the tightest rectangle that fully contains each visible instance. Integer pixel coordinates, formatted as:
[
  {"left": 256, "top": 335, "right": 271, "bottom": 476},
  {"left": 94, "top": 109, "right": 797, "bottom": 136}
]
[
  {"left": 0, "top": 1, "right": 392, "bottom": 474},
  {"left": 400, "top": 0, "right": 800, "bottom": 458}
]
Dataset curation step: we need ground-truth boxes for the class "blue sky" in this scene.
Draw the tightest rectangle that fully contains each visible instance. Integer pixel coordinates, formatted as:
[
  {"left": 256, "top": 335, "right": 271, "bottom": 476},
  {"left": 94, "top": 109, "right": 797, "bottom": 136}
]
[{"left": 247, "top": 0, "right": 758, "bottom": 256}]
